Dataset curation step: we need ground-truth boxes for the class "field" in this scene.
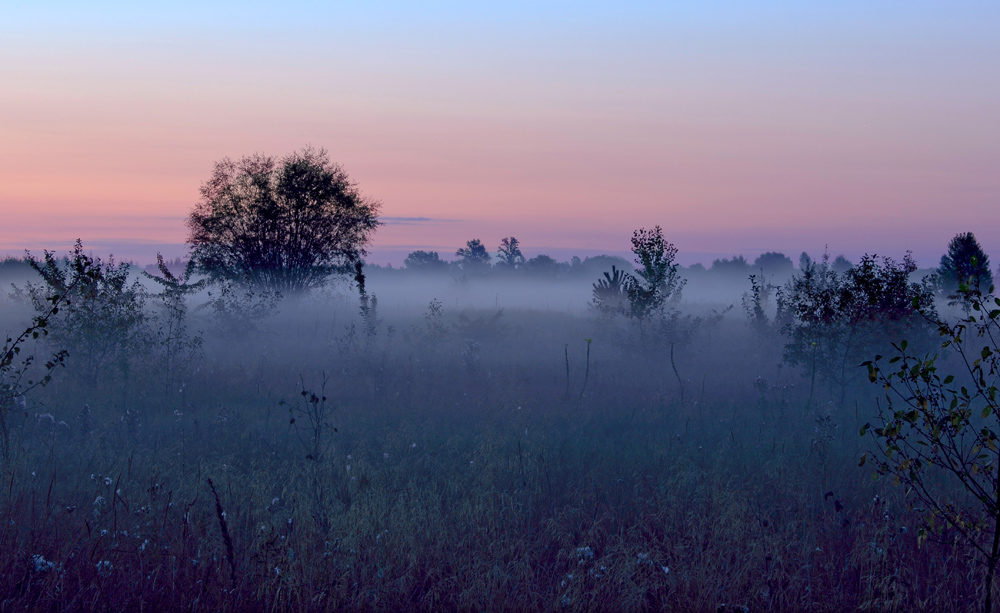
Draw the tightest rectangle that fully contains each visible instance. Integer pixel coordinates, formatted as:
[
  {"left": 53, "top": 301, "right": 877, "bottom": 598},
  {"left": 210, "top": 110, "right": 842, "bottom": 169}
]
[{"left": 0, "top": 267, "right": 989, "bottom": 612}]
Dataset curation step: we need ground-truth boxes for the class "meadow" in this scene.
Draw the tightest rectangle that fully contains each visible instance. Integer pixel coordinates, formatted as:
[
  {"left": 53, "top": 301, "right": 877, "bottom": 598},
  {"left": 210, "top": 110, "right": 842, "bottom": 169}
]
[{"left": 0, "top": 262, "right": 990, "bottom": 612}]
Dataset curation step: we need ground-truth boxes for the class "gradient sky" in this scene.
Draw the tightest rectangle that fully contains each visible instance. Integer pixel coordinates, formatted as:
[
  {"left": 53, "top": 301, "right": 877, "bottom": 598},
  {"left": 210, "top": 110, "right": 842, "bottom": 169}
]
[{"left": 1, "top": 1, "right": 998, "bottom": 266}]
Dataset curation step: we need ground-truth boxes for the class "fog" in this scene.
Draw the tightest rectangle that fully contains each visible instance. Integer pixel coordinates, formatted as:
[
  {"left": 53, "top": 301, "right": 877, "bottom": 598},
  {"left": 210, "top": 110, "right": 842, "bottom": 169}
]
[{"left": 0, "top": 253, "right": 992, "bottom": 611}]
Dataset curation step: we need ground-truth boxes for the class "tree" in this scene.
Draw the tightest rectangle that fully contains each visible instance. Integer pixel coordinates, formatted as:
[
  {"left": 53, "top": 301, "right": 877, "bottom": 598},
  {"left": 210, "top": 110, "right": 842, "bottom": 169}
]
[
  {"left": 525, "top": 254, "right": 562, "bottom": 276},
  {"left": 939, "top": 232, "right": 993, "bottom": 306},
  {"left": 752, "top": 252, "right": 794, "bottom": 276},
  {"left": 187, "top": 147, "right": 380, "bottom": 296},
  {"left": 625, "top": 226, "right": 685, "bottom": 321},
  {"left": 404, "top": 250, "right": 449, "bottom": 272},
  {"left": 782, "top": 252, "right": 936, "bottom": 408},
  {"left": 710, "top": 255, "right": 751, "bottom": 275},
  {"left": 831, "top": 254, "right": 853, "bottom": 273},
  {"left": 590, "top": 227, "right": 686, "bottom": 338},
  {"left": 455, "top": 239, "right": 491, "bottom": 272},
  {"left": 496, "top": 237, "right": 526, "bottom": 269},
  {"left": 861, "top": 283, "right": 1000, "bottom": 613}
]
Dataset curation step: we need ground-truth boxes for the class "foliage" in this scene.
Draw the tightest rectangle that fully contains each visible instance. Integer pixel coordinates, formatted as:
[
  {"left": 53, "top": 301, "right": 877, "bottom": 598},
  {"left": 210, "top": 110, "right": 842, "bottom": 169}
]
[
  {"left": 204, "top": 279, "right": 281, "bottom": 335},
  {"left": 403, "top": 250, "right": 449, "bottom": 272},
  {"left": 524, "top": 254, "right": 562, "bottom": 276},
  {"left": 24, "top": 240, "right": 151, "bottom": 379},
  {"left": 742, "top": 273, "right": 788, "bottom": 336},
  {"left": 861, "top": 282, "right": 1000, "bottom": 612},
  {"left": 188, "top": 146, "right": 380, "bottom": 295},
  {"left": 711, "top": 255, "right": 751, "bottom": 275},
  {"left": 455, "top": 239, "right": 491, "bottom": 272},
  {"left": 831, "top": 254, "right": 853, "bottom": 274},
  {"left": 939, "top": 232, "right": 993, "bottom": 309},
  {"left": 624, "top": 226, "right": 686, "bottom": 321},
  {"left": 591, "top": 266, "right": 629, "bottom": 315},
  {"left": 752, "top": 252, "right": 794, "bottom": 276},
  {"left": 0, "top": 291, "right": 70, "bottom": 460},
  {"left": 142, "top": 254, "right": 207, "bottom": 393},
  {"left": 496, "top": 237, "right": 526, "bottom": 269},
  {"left": 782, "top": 252, "right": 936, "bottom": 406}
]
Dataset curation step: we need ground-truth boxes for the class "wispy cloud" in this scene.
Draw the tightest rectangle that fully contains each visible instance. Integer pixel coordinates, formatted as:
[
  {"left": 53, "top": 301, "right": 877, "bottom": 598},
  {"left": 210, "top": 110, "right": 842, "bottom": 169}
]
[{"left": 380, "top": 217, "right": 459, "bottom": 225}]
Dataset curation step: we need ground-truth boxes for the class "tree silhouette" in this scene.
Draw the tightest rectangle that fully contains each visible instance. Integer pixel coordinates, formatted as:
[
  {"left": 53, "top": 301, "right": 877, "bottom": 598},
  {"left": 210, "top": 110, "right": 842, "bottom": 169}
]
[
  {"left": 455, "top": 239, "right": 491, "bottom": 272},
  {"left": 752, "top": 252, "right": 793, "bottom": 276},
  {"left": 496, "top": 237, "right": 525, "bottom": 269},
  {"left": 404, "top": 250, "right": 449, "bottom": 272},
  {"left": 939, "top": 232, "right": 993, "bottom": 304},
  {"left": 187, "top": 147, "right": 380, "bottom": 295}
]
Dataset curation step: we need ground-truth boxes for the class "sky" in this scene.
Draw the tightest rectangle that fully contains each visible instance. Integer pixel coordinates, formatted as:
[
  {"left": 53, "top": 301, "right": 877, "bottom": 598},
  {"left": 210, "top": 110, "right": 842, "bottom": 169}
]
[{"left": 1, "top": 1, "right": 998, "bottom": 267}]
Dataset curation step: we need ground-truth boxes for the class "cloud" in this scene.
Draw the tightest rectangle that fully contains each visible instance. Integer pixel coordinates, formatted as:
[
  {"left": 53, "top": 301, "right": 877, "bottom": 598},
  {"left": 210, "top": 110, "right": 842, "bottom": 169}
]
[{"left": 380, "top": 217, "right": 459, "bottom": 225}]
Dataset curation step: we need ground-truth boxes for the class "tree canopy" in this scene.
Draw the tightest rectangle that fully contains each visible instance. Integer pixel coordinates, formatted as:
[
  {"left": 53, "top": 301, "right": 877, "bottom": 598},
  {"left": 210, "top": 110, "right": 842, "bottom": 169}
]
[{"left": 187, "top": 147, "right": 380, "bottom": 295}]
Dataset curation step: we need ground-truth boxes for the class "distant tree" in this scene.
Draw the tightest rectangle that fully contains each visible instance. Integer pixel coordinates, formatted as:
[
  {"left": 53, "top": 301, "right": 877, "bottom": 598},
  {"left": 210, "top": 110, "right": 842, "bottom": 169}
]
[
  {"left": 938, "top": 232, "right": 993, "bottom": 305},
  {"left": 404, "top": 250, "right": 449, "bottom": 272},
  {"left": 752, "top": 252, "right": 793, "bottom": 276},
  {"left": 496, "top": 237, "right": 526, "bottom": 269},
  {"left": 187, "top": 147, "right": 380, "bottom": 296},
  {"left": 831, "top": 254, "right": 853, "bottom": 273},
  {"left": 711, "top": 255, "right": 751, "bottom": 275},
  {"left": 455, "top": 239, "right": 491, "bottom": 272},
  {"left": 799, "top": 252, "right": 813, "bottom": 271},
  {"left": 524, "top": 254, "right": 561, "bottom": 275},
  {"left": 579, "top": 255, "right": 633, "bottom": 276}
]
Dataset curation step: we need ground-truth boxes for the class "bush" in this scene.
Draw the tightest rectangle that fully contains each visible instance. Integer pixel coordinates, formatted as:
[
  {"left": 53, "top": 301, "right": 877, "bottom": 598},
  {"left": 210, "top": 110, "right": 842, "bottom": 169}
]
[
  {"left": 23, "top": 240, "right": 151, "bottom": 381},
  {"left": 782, "top": 252, "right": 935, "bottom": 407}
]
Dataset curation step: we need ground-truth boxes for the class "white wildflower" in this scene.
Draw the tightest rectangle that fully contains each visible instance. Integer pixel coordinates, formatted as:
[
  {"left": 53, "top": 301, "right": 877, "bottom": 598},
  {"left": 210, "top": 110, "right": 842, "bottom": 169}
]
[{"left": 32, "top": 555, "right": 55, "bottom": 573}]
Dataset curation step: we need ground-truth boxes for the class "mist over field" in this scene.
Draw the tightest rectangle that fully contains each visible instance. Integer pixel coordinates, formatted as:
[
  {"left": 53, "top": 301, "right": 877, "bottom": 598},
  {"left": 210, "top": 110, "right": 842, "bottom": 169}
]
[
  {"left": 1, "top": 236, "right": 998, "bottom": 611},
  {"left": 3, "top": 2, "right": 1000, "bottom": 611}
]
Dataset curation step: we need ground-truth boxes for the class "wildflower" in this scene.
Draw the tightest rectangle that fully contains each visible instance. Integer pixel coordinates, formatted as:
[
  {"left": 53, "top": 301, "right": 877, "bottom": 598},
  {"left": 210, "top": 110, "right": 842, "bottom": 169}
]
[
  {"left": 383, "top": 452, "right": 389, "bottom": 460},
  {"left": 662, "top": 566, "right": 670, "bottom": 574},
  {"left": 93, "top": 496, "right": 105, "bottom": 507},
  {"left": 104, "top": 477, "right": 112, "bottom": 486},
  {"left": 96, "top": 560, "right": 113, "bottom": 576},
  {"left": 411, "top": 443, "right": 417, "bottom": 449},
  {"left": 575, "top": 546, "right": 594, "bottom": 560},
  {"left": 274, "top": 567, "right": 281, "bottom": 577}
]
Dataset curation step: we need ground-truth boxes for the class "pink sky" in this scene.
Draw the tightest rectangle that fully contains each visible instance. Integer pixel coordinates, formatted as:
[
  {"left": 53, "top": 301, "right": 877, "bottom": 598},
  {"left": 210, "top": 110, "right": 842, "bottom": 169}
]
[{"left": 1, "top": 3, "right": 997, "bottom": 267}]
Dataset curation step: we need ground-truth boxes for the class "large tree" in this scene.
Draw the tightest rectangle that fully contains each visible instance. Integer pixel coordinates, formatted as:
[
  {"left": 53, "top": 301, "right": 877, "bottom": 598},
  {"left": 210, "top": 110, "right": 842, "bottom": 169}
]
[{"left": 187, "top": 147, "right": 380, "bottom": 295}]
